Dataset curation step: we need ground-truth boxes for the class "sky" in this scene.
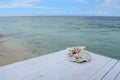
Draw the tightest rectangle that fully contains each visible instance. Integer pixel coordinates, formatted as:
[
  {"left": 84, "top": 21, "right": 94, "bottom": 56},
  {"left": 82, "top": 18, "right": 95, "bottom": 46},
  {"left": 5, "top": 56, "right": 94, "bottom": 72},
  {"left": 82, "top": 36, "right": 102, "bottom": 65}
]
[{"left": 0, "top": 0, "right": 120, "bottom": 16}]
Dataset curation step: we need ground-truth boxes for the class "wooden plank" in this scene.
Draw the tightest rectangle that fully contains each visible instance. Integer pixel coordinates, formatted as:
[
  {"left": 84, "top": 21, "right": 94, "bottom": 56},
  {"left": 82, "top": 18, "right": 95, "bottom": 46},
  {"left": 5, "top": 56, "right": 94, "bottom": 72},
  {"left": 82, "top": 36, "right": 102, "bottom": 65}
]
[
  {"left": 0, "top": 50, "right": 118, "bottom": 80},
  {"left": 0, "top": 50, "right": 66, "bottom": 71},
  {"left": 55, "top": 52, "right": 111, "bottom": 80},
  {"left": 115, "top": 72, "right": 120, "bottom": 80},
  {"left": 102, "top": 61, "right": 120, "bottom": 80},
  {"left": 90, "top": 59, "right": 118, "bottom": 80},
  {"left": 0, "top": 50, "right": 67, "bottom": 80}
]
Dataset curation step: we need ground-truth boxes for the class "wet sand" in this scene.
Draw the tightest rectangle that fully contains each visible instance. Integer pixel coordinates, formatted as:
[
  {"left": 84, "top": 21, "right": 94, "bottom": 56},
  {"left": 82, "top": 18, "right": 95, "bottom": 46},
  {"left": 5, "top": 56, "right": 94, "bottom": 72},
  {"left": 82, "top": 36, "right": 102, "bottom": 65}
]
[{"left": 0, "top": 36, "right": 36, "bottom": 67}]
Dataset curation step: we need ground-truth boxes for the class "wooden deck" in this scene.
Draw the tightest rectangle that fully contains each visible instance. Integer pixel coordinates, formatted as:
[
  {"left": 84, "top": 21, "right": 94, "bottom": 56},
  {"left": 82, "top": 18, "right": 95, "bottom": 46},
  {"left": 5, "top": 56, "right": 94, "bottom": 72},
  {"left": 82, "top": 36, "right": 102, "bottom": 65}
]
[{"left": 0, "top": 49, "right": 120, "bottom": 80}]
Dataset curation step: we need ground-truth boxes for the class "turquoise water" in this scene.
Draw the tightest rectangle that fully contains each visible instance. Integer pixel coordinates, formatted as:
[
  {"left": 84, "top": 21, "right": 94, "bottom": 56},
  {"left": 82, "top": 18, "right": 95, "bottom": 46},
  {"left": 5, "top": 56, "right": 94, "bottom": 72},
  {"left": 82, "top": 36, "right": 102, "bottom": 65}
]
[{"left": 0, "top": 16, "right": 120, "bottom": 59}]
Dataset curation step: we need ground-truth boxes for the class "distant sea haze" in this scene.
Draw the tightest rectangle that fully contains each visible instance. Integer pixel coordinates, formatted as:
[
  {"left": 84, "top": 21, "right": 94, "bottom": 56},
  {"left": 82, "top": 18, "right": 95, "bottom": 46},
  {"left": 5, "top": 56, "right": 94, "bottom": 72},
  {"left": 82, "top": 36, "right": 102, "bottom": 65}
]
[{"left": 0, "top": 16, "right": 120, "bottom": 60}]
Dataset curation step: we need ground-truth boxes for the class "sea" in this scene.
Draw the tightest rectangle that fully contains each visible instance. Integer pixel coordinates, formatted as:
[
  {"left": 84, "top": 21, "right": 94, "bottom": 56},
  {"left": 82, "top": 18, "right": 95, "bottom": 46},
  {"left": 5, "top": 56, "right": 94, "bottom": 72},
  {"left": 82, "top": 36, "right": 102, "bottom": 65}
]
[{"left": 0, "top": 16, "right": 120, "bottom": 60}]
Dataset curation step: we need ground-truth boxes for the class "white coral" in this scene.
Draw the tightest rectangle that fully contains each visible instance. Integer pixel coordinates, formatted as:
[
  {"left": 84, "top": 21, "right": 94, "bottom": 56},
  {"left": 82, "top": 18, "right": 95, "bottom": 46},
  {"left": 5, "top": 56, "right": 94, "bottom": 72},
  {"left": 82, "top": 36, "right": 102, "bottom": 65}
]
[{"left": 68, "top": 46, "right": 91, "bottom": 63}]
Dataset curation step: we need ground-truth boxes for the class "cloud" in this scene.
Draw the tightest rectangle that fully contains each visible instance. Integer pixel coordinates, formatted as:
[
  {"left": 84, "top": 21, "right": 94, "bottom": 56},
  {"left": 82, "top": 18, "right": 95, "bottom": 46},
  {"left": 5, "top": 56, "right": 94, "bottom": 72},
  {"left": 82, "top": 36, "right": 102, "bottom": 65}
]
[
  {"left": 85, "top": 11, "right": 109, "bottom": 15},
  {"left": 0, "top": 0, "right": 43, "bottom": 8},
  {"left": 103, "top": 0, "right": 120, "bottom": 8}
]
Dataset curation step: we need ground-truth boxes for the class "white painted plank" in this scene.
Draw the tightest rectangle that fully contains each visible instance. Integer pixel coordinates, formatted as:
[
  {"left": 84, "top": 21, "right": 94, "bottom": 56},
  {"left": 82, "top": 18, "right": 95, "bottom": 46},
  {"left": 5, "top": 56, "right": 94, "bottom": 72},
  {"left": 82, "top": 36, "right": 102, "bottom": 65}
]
[
  {"left": 102, "top": 61, "right": 120, "bottom": 80},
  {"left": 0, "top": 50, "right": 67, "bottom": 80},
  {"left": 37, "top": 51, "right": 111, "bottom": 80},
  {"left": 0, "top": 50, "right": 117, "bottom": 80},
  {"left": 56, "top": 52, "right": 111, "bottom": 80},
  {"left": 0, "top": 50, "right": 66, "bottom": 71},
  {"left": 115, "top": 72, "right": 120, "bottom": 80},
  {"left": 90, "top": 59, "right": 118, "bottom": 80}
]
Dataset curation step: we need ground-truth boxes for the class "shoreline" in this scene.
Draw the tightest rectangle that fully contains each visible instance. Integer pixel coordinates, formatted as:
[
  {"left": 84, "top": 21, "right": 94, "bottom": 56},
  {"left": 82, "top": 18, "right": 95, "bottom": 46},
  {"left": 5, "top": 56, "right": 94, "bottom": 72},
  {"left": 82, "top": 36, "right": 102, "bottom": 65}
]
[{"left": 0, "top": 35, "right": 36, "bottom": 66}]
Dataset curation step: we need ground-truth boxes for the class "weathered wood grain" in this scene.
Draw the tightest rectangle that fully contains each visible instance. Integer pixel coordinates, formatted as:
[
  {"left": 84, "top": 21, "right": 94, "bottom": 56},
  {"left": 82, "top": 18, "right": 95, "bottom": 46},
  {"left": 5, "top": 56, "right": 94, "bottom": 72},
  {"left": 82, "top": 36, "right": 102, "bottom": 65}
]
[{"left": 0, "top": 50, "right": 119, "bottom": 80}]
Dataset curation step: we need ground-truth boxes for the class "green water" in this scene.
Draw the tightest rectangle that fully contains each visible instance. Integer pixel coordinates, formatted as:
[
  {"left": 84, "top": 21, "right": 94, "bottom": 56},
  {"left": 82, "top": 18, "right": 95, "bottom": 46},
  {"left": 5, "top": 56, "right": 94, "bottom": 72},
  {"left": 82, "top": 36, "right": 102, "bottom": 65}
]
[{"left": 0, "top": 16, "right": 120, "bottom": 59}]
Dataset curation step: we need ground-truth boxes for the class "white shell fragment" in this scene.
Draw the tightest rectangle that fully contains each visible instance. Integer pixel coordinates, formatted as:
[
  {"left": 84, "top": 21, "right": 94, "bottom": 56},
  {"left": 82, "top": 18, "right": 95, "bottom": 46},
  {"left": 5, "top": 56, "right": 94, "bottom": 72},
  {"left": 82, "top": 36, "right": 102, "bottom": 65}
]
[{"left": 67, "top": 46, "right": 91, "bottom": 63}]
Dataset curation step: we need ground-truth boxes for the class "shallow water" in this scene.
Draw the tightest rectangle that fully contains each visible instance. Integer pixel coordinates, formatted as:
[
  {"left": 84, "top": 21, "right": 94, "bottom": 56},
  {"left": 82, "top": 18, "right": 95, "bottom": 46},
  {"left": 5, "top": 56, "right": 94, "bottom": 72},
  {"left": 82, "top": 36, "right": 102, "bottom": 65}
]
[{"left": 0, "top": 16, "right": 120, "bottom": 60}]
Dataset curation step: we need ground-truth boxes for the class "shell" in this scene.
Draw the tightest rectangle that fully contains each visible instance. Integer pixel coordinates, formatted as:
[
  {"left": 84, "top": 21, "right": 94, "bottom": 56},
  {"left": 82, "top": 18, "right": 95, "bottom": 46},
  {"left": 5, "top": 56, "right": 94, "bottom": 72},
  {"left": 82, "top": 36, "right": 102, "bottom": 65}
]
[
  {"left": 67, "top": 46, "right": 86, "bottom": 57},
  {"left": 75, "top": 52, "right": 91, "bottom": 63},
  {"left": 69, "top": 57, "right": 76, "bottom": 62},
  {"left": 67, "top": 46, "right": 91, "bottom": 63}
]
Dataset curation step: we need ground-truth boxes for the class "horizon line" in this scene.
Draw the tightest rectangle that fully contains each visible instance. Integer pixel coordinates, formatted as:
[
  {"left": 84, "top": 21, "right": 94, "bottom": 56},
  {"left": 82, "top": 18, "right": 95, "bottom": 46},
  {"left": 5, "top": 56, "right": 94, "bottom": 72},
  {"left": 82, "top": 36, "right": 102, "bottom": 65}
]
[{"left": 0, "top": 15, "right": 120, "bottom": 17}]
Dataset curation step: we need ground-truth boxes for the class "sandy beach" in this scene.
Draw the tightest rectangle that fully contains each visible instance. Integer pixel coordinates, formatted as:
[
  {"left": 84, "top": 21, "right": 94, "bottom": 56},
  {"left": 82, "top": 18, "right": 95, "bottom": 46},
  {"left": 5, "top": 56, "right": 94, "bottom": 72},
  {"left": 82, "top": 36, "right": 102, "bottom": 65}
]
[{"left": 0, "top": 35, "right": 35, "bottom": 66}]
